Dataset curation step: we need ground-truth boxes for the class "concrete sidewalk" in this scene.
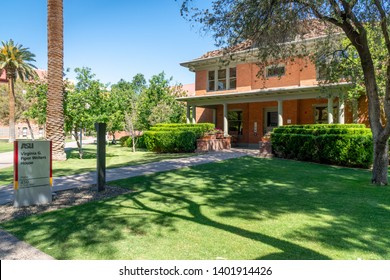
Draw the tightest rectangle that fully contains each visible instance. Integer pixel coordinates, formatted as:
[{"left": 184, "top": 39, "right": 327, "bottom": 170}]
[
  {"left": 0, "top": 230, "right": 54, "bottom": 260},
  {"left": 0, "top": 148, "right": 257, "bottom": 260}
]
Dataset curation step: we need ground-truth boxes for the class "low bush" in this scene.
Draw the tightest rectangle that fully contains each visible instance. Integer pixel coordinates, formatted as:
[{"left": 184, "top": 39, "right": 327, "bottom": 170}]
[
  {"left": 119, "top": 136, "right": 129, "bottom": 147},
  {"left": 119, "top": 135, "right": 146, "bottom": 149},
  {"left": 144, "top": 123, "right": 214, "bottom": 153},
  {"left": 271, "top": 124, "right": 373, "bottom": 168},
  {"left": 144, "top": 130, "right": 197, "bottom": 153}
]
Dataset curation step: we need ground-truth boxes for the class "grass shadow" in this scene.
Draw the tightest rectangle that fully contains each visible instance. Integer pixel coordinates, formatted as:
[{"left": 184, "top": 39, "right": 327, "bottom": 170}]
[{"left": 2, "top": 157, "right": 390, "bottom": 259}]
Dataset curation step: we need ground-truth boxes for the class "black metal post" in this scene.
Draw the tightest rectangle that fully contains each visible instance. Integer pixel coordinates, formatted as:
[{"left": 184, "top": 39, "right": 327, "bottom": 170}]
[{"left": 96, "top": 123, "right": 106, "bottom": 192}]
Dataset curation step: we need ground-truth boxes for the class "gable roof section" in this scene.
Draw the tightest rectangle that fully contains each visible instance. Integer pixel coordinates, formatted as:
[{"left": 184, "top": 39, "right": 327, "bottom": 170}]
[{"left": 182, "top": 20, "right": 340, "bottom": 69}]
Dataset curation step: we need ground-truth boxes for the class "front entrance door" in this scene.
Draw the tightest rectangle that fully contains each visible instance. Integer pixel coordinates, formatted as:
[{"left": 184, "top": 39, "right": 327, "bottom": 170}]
[{"left": 263, "top": 107, "right": 278, "bottom": 136}]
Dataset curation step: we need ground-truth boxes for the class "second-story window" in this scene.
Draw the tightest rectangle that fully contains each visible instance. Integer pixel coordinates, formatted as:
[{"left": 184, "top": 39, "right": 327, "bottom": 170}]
[
  {"left": 229, "top": 67, "right": 236, "bottom": 89},
  {"left": 218, "top": 69, "right": 227, "bottom": 90},
  {"left": 266, "top": 65, "right": 285, "bottom": 78},
  {"left": 208, "top": 67, "right": 237, "bottom": 91},
  {"left": 208, "top": 71, "right": 215, "bottom": 91}
]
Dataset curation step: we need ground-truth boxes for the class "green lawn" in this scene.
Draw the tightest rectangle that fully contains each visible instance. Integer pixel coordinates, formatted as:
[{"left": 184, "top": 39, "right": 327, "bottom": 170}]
[
  {"left": 0, "top": 144, "right": 193, "bottom": 186},
  {"left": 2, "top": 157, "right": 390, "bottom": 260},
  {"left": 0, "top": 141, "right": 13, "bottom": 153}
]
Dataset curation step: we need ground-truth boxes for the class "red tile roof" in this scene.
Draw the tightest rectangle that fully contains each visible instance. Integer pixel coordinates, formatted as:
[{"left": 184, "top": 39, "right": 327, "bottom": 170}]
[{"left": 199, "top": 19, "right": 338, "bottom": 59}]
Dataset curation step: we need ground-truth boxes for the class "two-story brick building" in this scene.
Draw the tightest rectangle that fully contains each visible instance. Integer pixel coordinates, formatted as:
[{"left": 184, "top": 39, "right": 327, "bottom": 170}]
[{"left": 178, "top": 35, "right": 368, "bottom": 147}]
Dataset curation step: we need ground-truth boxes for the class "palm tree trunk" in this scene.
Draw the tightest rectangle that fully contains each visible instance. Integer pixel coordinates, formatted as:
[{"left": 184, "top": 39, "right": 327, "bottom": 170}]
[
  {"left": 8, "top": 78, "right": 15, "bottom": 143},
  {"left": 47, "top": 0, "right": 66, "bottom": 160}
]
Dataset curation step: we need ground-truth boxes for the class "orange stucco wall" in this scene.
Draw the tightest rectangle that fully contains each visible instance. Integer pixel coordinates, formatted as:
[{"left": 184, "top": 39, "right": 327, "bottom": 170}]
[{"left": 194, "top": 57, "right": 319, "bottom": 95}]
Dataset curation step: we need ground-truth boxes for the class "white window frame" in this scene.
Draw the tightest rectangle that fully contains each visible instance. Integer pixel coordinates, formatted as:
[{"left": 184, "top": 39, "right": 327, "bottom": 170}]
[
  {"left": 207, "top": 67, "right": 237, "bottom": 92},
  {"left": 265, "top": 64, "right": 286, "bottom": 78}
]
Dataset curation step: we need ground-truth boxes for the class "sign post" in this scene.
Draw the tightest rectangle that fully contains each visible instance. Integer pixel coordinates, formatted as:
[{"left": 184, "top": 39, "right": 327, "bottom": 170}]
[
  {"left": 96, "top": 123, "right": 106, "bottom": 192},
  {"left": 14, "top": 140, "right": 52, "bottom": 207}
]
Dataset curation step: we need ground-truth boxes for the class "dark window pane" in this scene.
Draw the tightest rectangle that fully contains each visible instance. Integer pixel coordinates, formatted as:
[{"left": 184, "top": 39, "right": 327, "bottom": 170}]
[
  {"left": 218, "top": 69, "right": 226, "bottom": 79},
  {"left": 230, "top": 67, "right": 236, "bottom": 78},
  {"left": 208, "top": 81, "right": 215, "bottom": 91},
  {"left": 230, "top": 78, "right": 236, "bottom": 89},
  {"left": 228, "top": 111, "right": 243, "bottom": 135},
  {"left": 218, "top": 79, "right": 226, "bottom": 90},
  {"left": 266, "top": 66, "right": 285, "bottom": 77},
  {"left": 267, "top": 112, "right": 278, "bottom": 127},
  {"left": 208, "top": 71, "right": 215, "bottom": 80}
]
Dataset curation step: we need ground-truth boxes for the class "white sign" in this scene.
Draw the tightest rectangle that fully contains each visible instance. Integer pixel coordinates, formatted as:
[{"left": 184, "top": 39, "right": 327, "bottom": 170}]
[{"left": 14, "top": 140, "right": 52, "bottom": 207}]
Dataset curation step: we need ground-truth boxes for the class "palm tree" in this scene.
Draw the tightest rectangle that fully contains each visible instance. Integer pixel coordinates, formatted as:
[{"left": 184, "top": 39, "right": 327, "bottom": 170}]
[
  {"left": 0, "top": 40, "right": 37, "bottom": 142},
  {"left": 47, "top": 0, "right": 66, "bottom": 160}
]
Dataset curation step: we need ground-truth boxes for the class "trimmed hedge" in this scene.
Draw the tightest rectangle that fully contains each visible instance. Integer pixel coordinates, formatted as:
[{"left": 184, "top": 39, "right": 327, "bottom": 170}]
[
  {"left": 149, "top": 123, "right": 214, "bottom": 137},
  {"left": 144, "top": 123, "right": 215, "bottom": 153},
  {"left": 119, "top": 135, "right": 146, "bottom": 149},
  {"left": 271, "top": 124, "right": 373, "bottom": 168}
]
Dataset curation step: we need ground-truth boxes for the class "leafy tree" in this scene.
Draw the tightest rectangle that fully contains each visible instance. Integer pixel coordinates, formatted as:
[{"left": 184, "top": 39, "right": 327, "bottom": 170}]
[
  {"left": 64, "top": 67, "right": 108, "bottom": 158},
  {"left": 0, "top": 80, "right": 39, "bottom": 139},
  {"left": 181, "top": 0, "right": 390, "bottom": 185},
  {"left": 138, "top": 72, "right": 187, "bottom": 129},
  {"left": 110, "top": 74, "right": 146, "bottom": 151},
  {"left": 0, "top": 39, "right": 36, "bottom": 142},
  {"left": 23, "top": 79, "right": 48, "bottom": 129},
  {"left": 148, "top": 102, "right": 174, "bottom": 126}
]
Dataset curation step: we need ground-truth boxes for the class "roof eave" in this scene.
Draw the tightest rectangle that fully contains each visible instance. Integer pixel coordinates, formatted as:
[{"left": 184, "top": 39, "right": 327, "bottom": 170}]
[
  {"left": 180, "top": 33, "right": 344, "bottom": 70},
  {"left": 177, "top": 82, "right": 352, "bottom": 103}
]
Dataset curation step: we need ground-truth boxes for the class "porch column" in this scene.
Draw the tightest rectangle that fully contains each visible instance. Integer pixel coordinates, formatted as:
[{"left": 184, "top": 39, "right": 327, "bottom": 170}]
[
  {"left": 192, "top": 105, "right": 197, "bottom": 124},
  {"left": 186, "top": 105, "right": 191, "bottom": 124},
  {"left": 328, "top": 97, "right": 334, "bottom": 124},
  {"left": 277, "top": 100, "right": 283, "bottom": 126},
  {"left": 338, "top": 94, "right": 345, "bottom": 124},
  {"left": 212, "top": 109, "right": 217, "bottom": 125},
  {"left": 223, "top": 103, "right": 228, "bottom": 136}
]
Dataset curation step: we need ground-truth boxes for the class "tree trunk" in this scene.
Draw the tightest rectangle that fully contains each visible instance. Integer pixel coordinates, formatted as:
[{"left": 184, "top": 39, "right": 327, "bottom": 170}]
[
  {"left": 25, "top": 118, "right": 35, "bottom": 140},
  {"left": 46, "top": 0, "right": 66, "bottom": 160},
  {"left": 345, "top": 29, "right": 389, "bottom": 186},
  {"left": 8, "top": 78, "right": 15, "bottom": 143},
  {"left": 132, "top": 134, "right": 136, "bottom": 153},
  {"left": 372, "top": 135, "right": 389, "bottom": 185},
  {"left": 73, "top": 128, "right": 83, "bottom": 159}
]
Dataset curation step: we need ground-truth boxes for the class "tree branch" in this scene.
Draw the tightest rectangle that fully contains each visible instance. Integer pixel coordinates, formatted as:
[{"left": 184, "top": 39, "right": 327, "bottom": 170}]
[
  {"left": 373, "top": 0, "right": 390, "bottom": 55},
  {"left": 328, "top": 0, "right": 342, "bottom": 17},
  {"left": 340, "top": 0, "right": 365, "bottom": 34}
]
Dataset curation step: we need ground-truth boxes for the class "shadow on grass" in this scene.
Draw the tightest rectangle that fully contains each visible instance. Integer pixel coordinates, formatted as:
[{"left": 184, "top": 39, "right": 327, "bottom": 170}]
[{"left": 3, "top": 157, "right": 390, "bottom": 259}]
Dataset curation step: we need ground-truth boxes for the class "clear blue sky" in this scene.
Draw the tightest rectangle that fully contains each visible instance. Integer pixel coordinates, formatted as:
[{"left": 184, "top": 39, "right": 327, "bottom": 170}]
[{"left": 0, "top": 0, "right": 216, "bottom": 85}]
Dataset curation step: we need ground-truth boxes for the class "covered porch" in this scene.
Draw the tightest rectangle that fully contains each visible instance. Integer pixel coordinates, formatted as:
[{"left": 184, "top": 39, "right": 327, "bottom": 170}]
[{"left": 178, "top": 83, "right": 354, "bottom": 147}]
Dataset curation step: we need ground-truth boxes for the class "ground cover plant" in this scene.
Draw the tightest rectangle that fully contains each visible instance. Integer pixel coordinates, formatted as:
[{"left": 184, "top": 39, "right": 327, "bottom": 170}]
[
  {"left": 0, "top": 144, "right": 193, "bottom": 186},
  {"left": 2, "top": 157, "right": 390, "bottom": 260}
]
